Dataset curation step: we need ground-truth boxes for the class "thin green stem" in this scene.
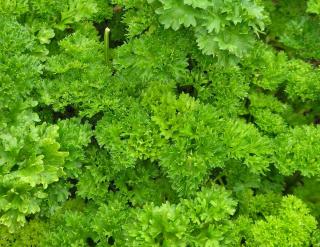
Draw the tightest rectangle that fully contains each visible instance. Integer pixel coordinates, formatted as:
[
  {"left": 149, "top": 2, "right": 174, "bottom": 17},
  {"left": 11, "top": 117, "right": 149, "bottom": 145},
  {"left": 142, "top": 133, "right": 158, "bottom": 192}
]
[{"left": 104, "top": 27, "right": 110, "bottom": 64}]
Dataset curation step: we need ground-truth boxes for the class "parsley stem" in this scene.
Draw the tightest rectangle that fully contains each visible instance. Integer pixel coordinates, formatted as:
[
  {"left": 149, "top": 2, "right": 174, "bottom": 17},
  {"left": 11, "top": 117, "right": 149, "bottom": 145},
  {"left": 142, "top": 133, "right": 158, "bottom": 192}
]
[{"left": 104, "top": 27, "right": 110, "bottom": 64}]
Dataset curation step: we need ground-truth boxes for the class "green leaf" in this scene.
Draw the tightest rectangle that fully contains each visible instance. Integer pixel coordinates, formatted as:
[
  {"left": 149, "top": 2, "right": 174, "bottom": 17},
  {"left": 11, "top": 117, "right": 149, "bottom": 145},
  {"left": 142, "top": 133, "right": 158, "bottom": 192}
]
[{"left": 156, "top": 0, "right": 197, "bottom": 30}]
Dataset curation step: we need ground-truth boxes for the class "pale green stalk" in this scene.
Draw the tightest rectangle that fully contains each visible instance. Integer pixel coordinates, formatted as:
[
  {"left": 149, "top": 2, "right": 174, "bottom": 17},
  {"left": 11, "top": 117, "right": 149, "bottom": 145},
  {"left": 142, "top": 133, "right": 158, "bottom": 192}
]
[{"left": 104, "top": 27, "right": 110, "bottom": 63}]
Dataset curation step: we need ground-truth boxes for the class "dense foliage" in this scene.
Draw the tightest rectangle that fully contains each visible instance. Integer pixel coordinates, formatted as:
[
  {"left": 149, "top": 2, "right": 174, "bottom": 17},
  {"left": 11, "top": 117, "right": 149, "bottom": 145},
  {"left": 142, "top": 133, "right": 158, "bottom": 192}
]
[{"left": 1, "top": 0, "right": 320, "bottom": 246}]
